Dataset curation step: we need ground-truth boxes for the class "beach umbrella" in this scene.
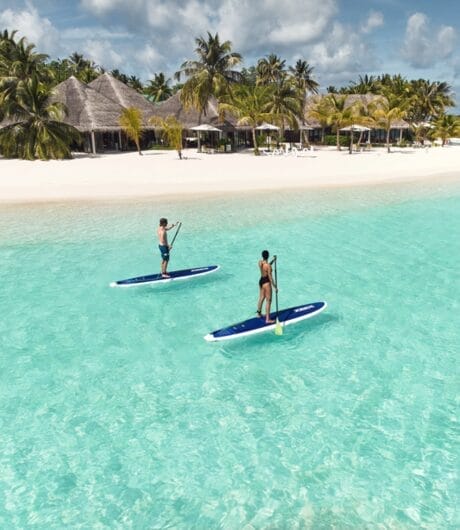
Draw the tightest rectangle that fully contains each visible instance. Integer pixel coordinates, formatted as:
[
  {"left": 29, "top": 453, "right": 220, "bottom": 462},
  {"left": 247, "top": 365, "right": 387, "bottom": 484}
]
[
  {"left": 340, "top": 125, "right": 371, "bottom": 153},
  {"left": 190, "top": 124, "right": 222, "bottom": 131},
  {"left": 340, "top": 124, "right": 370, "bottom": 132},
  {"left": 256, "top": 122, "right": 279, "bottom": 148},
  {"left": 256, "top": 122, "right": 279, "bottom": 131},
  {"left": 190, "top": 123, "right": 222, "bottom": 151}
]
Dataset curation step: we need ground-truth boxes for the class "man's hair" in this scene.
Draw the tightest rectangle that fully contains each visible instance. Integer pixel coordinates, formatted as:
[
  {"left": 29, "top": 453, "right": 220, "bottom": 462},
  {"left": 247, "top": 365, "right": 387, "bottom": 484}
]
[
  {"left": 159, "top": 218, "right": 168, "bottom": 226},
  {"left": 262, "top": 250, "right": 269, "bottom": 260}
]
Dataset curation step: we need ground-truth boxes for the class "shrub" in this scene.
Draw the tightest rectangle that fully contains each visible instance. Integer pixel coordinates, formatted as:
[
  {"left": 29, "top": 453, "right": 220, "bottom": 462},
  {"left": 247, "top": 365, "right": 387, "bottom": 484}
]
[{"left": 324, "top": 134, "right": 349, "bottom": 147}]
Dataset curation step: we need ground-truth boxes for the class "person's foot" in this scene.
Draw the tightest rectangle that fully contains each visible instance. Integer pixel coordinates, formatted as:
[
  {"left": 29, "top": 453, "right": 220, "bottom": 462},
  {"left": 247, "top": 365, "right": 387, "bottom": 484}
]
[
  {"left": 256, "top": 310, "right": 262, "bottom": 317},
  {"left": 265, "top": 319, "right": 275, "bottom": 324},
  {"left": 162, "top": 273, "right": 171, "bottom": 278}
]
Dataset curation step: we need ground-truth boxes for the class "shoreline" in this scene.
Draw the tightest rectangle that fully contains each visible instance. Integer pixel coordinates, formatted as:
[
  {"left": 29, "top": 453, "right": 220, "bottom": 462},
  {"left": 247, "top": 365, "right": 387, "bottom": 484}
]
[{"left": 1, "top": 146, "right": 460, "bottom": 205}]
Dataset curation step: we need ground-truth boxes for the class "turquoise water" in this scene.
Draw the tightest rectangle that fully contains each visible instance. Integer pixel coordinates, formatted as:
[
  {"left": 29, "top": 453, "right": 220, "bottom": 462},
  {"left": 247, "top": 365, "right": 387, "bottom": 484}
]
[{"left": 0, "top": 180, "right": 459, "bottom": 528}]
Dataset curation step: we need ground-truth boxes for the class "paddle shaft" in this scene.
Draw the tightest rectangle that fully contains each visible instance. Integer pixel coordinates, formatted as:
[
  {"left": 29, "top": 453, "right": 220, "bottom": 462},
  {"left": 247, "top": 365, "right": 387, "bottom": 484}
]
[
  {"left": 170, "top": 222, "right": 182, "bottom": 249},
  {"left": 273, "top": 255, "right": 279, "bottom": 316}
]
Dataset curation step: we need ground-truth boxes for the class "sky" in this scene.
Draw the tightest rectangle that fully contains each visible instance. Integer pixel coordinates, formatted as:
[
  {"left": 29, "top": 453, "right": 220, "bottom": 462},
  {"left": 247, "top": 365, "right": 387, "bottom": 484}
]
[{"left": 1, "top": 0, "right": 459, "bottom": 110}]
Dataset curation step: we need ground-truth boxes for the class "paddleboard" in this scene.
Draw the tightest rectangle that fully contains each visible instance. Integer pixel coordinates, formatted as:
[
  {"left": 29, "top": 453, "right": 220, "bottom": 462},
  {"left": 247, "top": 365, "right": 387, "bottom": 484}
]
[
  {"left": 204, "top": 301, "right": 327, "bottom": 342},
  {"left": 110, "top": 265, "right": 219, "bottom": 287}
]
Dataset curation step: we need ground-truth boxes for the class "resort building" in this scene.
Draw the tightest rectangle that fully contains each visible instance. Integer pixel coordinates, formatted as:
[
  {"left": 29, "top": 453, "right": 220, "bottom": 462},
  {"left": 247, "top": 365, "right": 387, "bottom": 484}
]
[
  {"left": 52, "top": 73, "right": 157, "bottom": 154},
  {"left": 45, "top": 76, "right": 411, "bottom": 154}
]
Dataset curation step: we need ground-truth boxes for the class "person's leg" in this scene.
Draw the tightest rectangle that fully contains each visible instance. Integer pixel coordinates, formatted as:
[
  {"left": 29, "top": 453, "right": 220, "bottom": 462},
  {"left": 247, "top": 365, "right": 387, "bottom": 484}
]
[
  {"left": 264, "top": 285, "right": 275, "bottom": 323},
  {"left": 161, "top": 247, "right": 170, "bottom": 277},
  {"left": 257, "top": 288, "right": 265, "bottom": 316}
]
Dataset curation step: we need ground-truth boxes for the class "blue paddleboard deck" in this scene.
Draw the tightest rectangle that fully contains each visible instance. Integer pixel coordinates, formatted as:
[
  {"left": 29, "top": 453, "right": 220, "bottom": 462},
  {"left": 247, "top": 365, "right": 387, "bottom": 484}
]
[
  {"left": 110, "top": 265, "right": 219, "bottom": 287},
  {"left": 204, "top": 301, "right": 327, "bottom": 342}
]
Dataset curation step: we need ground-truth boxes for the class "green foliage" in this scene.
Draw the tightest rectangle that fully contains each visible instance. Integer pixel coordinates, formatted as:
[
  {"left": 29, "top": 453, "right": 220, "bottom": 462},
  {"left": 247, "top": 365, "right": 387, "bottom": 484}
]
[
  {"left": 150, "top": 115, "right": 183, "bottom": 156},
  {"left": 0, "top": 74, "right": 81, "bottom": 159},
  {"left": 175, "top": 32, "right": 242, "bottom": 116},
  {"left": 119, "top": 107, "right": 143, "bottom": 154},
  {"left": 144, "top": 73, "right": 172, "bottom": 102},
  {"left": 219, "top": 84, "right": 274, "bottom": 155},
  {"left": 0, "top": 32, "right": 81, "bottom": 159},
  {"left": 324, "top": 134, "right": 348, "bottom": 147}
]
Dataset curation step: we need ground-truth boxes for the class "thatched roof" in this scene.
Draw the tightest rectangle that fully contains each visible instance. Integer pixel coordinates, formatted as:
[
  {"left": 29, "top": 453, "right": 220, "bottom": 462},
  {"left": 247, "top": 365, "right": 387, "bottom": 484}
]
[
  {"left": 51, "top": 76, "right": 125, "bottom": 132},
  {"left": 150, "top": 91, "right": 239, "bottom": 130},
  {"left": 89, "top": 73, "right": 156, "bottom": 125}
]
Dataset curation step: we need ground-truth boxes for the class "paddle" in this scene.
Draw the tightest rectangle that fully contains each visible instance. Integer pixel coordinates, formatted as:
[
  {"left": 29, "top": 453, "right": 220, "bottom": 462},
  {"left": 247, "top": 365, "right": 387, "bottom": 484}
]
[
  {"left": 273, "top": 255, "right": 283, "bottom": 335},
  {"left": 169, "top": 221, "right": 182, "bottom": 250}
]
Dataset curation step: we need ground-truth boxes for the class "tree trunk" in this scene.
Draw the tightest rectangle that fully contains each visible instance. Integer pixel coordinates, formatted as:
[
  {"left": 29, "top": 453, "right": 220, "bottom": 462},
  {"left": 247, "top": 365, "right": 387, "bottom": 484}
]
[
  {"left": 136, "top": 138, "right": 142, "bottom": 155},
  {"left": 321, "top": 127, "right": 325, "bottom": 144},
  {"left": 386, "top": 128, "right": 391, "bottom": 153},
  {"left": 252, "top": 128, "right": 259, "bottom": 155},
  {"left": 336, "top": 127, "right": 341, "bottom": 150}
]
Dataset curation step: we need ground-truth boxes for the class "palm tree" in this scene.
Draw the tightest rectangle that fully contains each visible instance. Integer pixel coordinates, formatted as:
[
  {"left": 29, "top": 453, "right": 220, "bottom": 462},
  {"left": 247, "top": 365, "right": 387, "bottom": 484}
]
[
  {"left": 307, "top": 96, "right": 330, "bottom": 144},
  {"left": 323, "top": 94, "right": 358, "bottom": 150},
  {"left": 0, "top": 32, "right": 48, "bottom": 80},
  {"left": 433, "top": 114, "right": 460, "bottom": 146},
  {"left": 68, "top": 52, "right": 100, "bottom": 83},
  {"left": 407, "top": 79, "right": 454, "bottom": 124},
  {"left": 144, "top": 73, "right": 172, "bottom": 102},
  {"left": 256, "top": 54, "right": 286, "bottom": 85},
  {"left": 288, "top": 60, "right": 319, "bottom": 94},
  {"left": 288, "top": 60, "right": 319, "bottom": 144},
  {"left": 265, "top": 76, "right": 302, "bottom": 141},
  {"left": 219, "top": 84, "right": 273, "bottom": 155},
  {"left": 127, "top": 75, "right": 143, "bottom": 93},
  {"left": 111, "top": 69, "right": 129, "bottom": 85},
  {"left": 370, "top": 96, "right": 406, "bottom": 153},
  {"left": 346, "top": 74, "right": 379, "bottom": 94},
  {"left": 119, "top": 107, "right": 143, "bottom": 155},
  {"left": 175, "top": 32, "right": 242, "bottom": 121},
  {"left": 0, "top": 74, "right": 81, "bottom": 160},
  {"left": 150, "top": 115, "right": 184, "bottom": 158},
  {"left": 240, "top": 66, "right": 257, "bottom": 86}
]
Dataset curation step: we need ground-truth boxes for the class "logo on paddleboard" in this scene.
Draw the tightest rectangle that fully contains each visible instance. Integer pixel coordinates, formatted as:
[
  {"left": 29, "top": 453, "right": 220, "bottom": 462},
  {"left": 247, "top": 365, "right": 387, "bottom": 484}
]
[{"left": 294, "top": 305, "right": 314, "bottom": 312}]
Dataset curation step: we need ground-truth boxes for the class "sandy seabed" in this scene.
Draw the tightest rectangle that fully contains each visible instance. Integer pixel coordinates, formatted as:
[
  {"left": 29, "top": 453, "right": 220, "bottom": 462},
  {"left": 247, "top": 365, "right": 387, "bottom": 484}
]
[{"left": 0, "top": 145, "right": 459, "bottom": 204}]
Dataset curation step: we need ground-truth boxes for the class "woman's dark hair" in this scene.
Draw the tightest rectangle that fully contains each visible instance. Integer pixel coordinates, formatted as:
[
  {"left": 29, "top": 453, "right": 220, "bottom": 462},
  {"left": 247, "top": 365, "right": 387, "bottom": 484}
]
[
  {"left": 262, "top": 250, "right": 269, "bottom": 260},
  {"left": 159, "top": 218, "right": 167, "bottom": 226}
]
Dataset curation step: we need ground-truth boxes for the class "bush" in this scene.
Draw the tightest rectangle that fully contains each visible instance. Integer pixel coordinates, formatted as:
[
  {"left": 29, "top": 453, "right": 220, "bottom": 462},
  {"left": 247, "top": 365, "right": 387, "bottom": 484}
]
[{"left": 324, "top": 134, "right": 349, "bottom": 147}]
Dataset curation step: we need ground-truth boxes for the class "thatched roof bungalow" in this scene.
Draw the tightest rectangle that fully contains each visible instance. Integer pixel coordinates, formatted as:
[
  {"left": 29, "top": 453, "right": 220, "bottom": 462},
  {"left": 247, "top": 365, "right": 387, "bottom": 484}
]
[
  {"left": 89, "top": 73, "right": 157, "bottom": 126},
  {"left": 151, "top": 92, "right": 237, "bottom": 129},
  {"left": 52, "top": 75, "right": 159, "bottom": 153},
  {"left": 51, "top": 76, "right": 126, "bottom": 153},
  {"left": 151, "top": 92, "right": 254, "bottom": 149}
]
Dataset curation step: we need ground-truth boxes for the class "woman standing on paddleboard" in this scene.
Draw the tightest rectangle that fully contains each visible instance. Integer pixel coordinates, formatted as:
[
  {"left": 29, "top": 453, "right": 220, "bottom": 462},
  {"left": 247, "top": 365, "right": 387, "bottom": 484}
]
[{"left": 257, "top": 250, "right": 277, "bottom": 323}]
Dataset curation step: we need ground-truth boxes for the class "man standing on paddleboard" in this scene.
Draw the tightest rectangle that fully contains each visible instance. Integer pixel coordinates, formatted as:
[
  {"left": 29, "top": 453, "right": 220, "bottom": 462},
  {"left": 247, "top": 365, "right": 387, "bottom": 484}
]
[{"left": 158, "top": 218, "right": 180, "bottom": 278}]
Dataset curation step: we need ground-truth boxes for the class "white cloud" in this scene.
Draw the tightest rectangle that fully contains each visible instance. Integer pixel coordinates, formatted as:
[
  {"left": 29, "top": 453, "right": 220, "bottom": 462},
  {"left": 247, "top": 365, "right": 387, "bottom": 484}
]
[
  {"left": 82, "top": 39, "right": 123, "bottom": 68},
  {"left": 61, "top": 27, "right": 131, "bottom": 40},
  {"left": 402, "top": 12, "right": 457, "bottom": 68},
  {"left": 216, "top": 0, "right": 338, "bottom": 52},
  {"left": 312, "top": 22, "right": 374, "bottom": 73},
  {"left": 0, "top": 1, "right": 60, "bottom": 55},
  {"left": 76, "top": 0, "right": 377, "bottom": 85},
  {"left": 361, "top": 11, "right": 384, "bottom": 34}
]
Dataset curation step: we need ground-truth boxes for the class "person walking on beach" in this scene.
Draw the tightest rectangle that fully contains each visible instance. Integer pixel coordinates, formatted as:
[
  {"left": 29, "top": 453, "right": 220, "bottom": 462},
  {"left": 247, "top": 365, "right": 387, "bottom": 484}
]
[
  {"left": 157, "top": 218, "right": 179, "bottom": 278},
  {"left": 257, "top": 250, "right": 277, "bottom": 323}
]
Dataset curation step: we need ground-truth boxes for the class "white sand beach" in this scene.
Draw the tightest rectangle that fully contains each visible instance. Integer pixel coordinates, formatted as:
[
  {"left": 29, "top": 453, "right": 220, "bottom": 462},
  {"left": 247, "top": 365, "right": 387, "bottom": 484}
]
[{"left": 1, "top": 146, "right": 459, "bottom": 204}]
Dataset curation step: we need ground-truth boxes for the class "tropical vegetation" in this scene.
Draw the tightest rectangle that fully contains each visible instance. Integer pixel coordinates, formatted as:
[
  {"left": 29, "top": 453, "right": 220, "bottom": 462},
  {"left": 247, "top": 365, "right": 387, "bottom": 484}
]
[
  {"left": 150, "top": 115, "right": 184, "bottom": 158},
  {"left": 1, "top": 27, "right": 458, "bottom": 160},
  {"left": 0, "top": 30, "right": 81, "bottom": 159},
  {"left": 174, "top": 32, "right": 242, "bottom": 120},
  {"left": 119, "top": 107, "right": 143, "bottom": 155}
]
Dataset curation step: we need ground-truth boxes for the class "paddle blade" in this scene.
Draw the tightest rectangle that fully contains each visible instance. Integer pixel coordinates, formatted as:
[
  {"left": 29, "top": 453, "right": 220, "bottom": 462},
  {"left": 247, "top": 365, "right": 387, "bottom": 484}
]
[{"left": 275, "top": 318, "right": 283, "bottom": 335}]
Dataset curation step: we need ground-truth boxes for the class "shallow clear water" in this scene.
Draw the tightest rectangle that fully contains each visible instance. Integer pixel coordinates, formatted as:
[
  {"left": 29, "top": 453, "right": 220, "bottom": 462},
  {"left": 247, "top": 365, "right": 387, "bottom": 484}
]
[{"left": 1, "top": 180, "right": 459, "bottom": 528}]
